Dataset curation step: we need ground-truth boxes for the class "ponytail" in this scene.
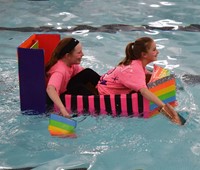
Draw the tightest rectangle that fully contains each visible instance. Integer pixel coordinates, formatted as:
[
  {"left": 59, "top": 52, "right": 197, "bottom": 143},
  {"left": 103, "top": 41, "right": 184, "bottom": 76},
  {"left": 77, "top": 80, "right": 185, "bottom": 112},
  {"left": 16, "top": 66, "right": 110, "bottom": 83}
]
[
  {"left": 118, "top": 37, "right": 153, "bottom": 66},
  {"left": 118, "top": 42, "right": 135, "bottom": 65}
]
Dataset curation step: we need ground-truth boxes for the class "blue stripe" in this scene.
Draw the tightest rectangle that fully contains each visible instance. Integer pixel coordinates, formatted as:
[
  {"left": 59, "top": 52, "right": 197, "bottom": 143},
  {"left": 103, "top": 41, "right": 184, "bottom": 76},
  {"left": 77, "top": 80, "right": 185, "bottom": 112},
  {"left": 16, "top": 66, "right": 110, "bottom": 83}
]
[
  {"left": 150, "top": 96, "right": 176, "bottom": 111},
  {"left": 50, "top": 114, "right": 77, "bottom": 127}
]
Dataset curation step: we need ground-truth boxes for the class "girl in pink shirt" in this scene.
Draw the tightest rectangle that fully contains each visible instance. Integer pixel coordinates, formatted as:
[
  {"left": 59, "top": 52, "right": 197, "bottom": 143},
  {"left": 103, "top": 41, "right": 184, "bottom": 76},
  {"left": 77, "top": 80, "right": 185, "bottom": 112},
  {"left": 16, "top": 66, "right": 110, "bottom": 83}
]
[
  {"left": 46, "top": 37, "right": 100, "bottom": 117},
  {"left": 97, "top": 37, "right": 183, "bottom": 125},
  {"left": 97, "top": 60, "right": 149, "bottom": 94}
]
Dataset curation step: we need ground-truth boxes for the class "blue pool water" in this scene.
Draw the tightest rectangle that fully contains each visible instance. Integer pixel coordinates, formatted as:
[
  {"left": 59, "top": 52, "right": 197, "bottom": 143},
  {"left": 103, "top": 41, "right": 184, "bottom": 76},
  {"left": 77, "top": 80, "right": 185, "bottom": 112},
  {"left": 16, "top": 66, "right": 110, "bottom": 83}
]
[{"left": 1, "top": 0, "right": 200, "bottom": 169}]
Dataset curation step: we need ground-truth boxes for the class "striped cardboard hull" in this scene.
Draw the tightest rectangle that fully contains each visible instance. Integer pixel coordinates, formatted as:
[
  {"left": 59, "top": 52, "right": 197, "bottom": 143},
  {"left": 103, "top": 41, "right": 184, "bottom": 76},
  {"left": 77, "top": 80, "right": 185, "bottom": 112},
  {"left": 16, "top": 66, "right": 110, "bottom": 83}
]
[
  {"left": 64, "top": 93, "right": 151, "bottom": 118},
  {"left": 63, "top": 75, "right": 176, "bottom": 118}
]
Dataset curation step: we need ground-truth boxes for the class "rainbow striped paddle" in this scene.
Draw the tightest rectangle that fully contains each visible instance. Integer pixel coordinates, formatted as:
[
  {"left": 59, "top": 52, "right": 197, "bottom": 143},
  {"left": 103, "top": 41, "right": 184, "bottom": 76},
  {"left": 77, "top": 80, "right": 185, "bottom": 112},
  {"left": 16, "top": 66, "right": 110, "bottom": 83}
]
[{"left": 48, "top": 113, "right": 77, "bottom": 138}]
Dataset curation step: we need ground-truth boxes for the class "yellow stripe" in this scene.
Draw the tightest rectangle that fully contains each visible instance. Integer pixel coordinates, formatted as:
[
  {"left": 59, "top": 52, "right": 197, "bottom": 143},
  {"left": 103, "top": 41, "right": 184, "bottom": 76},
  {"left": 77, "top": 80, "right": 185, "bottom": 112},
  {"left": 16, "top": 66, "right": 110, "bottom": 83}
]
[
  {"left": 153, "top": 85, "right": 175, "bottom": 96},
  {"left": 48, "top": 125, "right": 73, "bottom": 134}
]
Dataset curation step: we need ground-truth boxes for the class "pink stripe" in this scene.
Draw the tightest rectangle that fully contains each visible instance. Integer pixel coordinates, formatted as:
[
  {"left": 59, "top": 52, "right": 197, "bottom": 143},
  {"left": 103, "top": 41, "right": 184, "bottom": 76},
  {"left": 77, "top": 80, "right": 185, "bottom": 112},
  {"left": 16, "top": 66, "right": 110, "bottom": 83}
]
[
  {"left": 99, "top": 95, "right": 106, "bottom": 115},
  {"left": 77, "top": 95, "right": 83, "bottom": 114},
  {"left": 88, "top": 95, "right": 95, "bottom": 115},
  {"left": 120, "top": 94, "right": 128, "bottom": 117},
  {"left": 110, "top": 95, "right": 116, "bottom": 116},
  {"left": 131, "top": 93, "right": 139, "bottom": 117},
  {"left": 65, "top": 95, "right": 72, "bottom": 114},
  {"left": 143, "top": 98, "right": 150, "bottom": 118}
]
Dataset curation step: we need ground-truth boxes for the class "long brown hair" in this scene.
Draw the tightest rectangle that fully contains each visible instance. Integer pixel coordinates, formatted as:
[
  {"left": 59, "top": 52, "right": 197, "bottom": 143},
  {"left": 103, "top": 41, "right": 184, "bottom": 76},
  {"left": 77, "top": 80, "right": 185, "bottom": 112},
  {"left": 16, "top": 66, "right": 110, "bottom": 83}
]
[
  {"left": 45, "top": 37, "right": 79, "bottom": 73},
  {"left": 118, "top": 37, "right": 153, "bottom": 65}
]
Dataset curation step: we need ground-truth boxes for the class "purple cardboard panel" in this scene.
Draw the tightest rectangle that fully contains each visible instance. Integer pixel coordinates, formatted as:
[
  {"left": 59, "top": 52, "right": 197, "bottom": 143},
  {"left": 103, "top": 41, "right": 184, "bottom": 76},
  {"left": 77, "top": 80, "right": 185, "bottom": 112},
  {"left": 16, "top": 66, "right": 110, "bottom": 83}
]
[{"left": 18, "top": 47, "right": 46, "bottom": 113}]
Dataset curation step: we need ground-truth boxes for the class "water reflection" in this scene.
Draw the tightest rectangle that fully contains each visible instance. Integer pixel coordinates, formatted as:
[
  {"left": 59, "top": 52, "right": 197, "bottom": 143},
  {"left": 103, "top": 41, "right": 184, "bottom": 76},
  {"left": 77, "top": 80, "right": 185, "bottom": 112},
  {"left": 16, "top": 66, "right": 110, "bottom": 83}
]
[{"left": 149, "top": 19, "right": 182, "bottom": 30}]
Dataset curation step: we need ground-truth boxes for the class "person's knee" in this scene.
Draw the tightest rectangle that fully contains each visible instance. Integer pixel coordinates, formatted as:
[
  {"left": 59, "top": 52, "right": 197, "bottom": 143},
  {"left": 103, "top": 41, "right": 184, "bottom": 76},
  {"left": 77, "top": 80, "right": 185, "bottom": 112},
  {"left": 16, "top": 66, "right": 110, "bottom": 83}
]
[
  {"left": 84, "top": 68, "right": 100, "bottom": 78},
  {"left": 84, "top": 68, "right": 93, "bottom": 73}
]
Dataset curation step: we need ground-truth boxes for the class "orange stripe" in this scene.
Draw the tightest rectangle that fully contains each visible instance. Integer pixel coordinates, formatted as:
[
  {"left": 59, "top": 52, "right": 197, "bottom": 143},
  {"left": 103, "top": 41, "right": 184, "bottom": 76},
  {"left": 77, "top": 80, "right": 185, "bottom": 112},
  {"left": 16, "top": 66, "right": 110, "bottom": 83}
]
[
  {"left": 49, "top": 130, "right": 76, "bottom": 138},
  {"left": 149, "top": 79, "right": 175, "bottom": 93},
  {"left": 48, "top": 125, "right": 74, "bottom": 134},
  {"left": 49, "top": 130, "right": 73, "bottom": 135},
  {"left": 19, "top": 34, "right": 36, "bottom": 48},
  {"left": 153, "top": 85, "right": 175, "bottom": 96}
]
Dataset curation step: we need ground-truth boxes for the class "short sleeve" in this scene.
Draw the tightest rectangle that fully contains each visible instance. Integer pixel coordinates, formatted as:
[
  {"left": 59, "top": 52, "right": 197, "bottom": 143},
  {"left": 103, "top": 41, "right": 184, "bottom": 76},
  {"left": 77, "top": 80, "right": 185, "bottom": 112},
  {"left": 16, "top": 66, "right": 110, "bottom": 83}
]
[{"left": 47, "top": 72, "right": 64, "bottom": 94}]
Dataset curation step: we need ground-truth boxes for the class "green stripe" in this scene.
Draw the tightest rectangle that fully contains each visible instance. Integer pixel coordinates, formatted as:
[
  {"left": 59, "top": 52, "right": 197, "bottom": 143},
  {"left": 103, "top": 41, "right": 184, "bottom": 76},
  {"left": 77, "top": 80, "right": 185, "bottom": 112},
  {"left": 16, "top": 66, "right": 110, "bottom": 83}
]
[
  {"left": 150, "top": 91, "right": 175, "bottom": 105},
  {"left": 49, "top": 120, "right": 75, "bottom": 132}
]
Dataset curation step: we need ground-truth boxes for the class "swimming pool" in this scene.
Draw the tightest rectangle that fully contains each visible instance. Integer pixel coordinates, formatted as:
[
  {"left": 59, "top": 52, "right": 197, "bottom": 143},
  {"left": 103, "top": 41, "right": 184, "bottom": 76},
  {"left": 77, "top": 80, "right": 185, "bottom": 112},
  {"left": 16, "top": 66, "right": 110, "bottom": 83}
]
[{"left": 1, "top": 0, "right": 200, "bottom": 169}]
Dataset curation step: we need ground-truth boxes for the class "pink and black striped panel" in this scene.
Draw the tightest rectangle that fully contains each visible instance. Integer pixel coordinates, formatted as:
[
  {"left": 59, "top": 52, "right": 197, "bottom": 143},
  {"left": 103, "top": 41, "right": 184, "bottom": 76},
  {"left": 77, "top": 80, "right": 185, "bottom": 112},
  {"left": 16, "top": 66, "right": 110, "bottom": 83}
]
[{"left": 64, "top": 93, "right": 150, "bottom": 118}]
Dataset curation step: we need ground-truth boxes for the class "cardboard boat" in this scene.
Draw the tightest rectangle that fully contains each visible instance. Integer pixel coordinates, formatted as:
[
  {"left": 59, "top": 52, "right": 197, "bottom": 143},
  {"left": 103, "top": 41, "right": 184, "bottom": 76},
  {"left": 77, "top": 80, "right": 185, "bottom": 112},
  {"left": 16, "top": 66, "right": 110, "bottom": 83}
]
[{"left": 17, "top": 34, "right": 177, "bottom": 118}]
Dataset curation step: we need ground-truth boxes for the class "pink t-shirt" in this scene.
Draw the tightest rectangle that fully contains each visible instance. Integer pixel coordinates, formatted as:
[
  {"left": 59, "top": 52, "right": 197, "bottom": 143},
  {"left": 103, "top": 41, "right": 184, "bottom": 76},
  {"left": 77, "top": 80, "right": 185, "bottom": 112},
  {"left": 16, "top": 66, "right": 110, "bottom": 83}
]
[
  {"left": 47, "top": 60, "right": 84, "bottom": 95},
  {"left": 97, "top": 60, "right": 148, "bottom": 95}
]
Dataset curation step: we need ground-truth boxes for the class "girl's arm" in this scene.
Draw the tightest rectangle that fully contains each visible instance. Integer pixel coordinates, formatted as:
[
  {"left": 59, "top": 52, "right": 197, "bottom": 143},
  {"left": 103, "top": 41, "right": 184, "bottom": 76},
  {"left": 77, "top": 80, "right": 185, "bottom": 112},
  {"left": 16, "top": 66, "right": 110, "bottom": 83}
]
[{"left": 46, "top": 85, "right": 70, "bottom": 118}]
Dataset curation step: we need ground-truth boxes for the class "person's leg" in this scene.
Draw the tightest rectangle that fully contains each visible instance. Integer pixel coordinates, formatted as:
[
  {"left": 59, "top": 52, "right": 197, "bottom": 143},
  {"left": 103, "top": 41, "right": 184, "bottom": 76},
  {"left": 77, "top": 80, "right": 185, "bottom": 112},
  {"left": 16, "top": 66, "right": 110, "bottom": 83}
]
[
  {"left": 67, "top": 68, "right": 100, "bottom": 95},
  {"left": 68, "top": 68, "right": 100, "bottom": 86}
]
